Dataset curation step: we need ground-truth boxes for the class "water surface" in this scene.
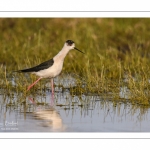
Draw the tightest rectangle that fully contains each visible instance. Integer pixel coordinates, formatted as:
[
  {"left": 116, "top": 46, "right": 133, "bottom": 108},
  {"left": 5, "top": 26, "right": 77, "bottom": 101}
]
[{"left": 0, "top": 75, "right": 150, "bottom": 132}]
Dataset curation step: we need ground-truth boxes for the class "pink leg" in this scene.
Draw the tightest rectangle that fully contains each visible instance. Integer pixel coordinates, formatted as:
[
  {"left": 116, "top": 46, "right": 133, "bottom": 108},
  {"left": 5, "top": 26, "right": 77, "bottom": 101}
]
[
  {"left": 27, "top": 77, "right": 42, "bottom": 91},
  {"left": 28, "top": 97, "right": 36, "bottom": 104},
  {"left": 51, "top": 78, "right": 54, "bottom": 94}
]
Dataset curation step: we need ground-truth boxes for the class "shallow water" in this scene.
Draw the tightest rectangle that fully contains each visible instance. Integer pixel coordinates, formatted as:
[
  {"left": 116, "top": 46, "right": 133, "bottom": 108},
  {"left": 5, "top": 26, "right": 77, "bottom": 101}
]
[
  {"left": 0, "top": 75, "right": 150, "bottom": 132},
  {"left": 1, "top": 93, "right": 150, "bottom": 132}
]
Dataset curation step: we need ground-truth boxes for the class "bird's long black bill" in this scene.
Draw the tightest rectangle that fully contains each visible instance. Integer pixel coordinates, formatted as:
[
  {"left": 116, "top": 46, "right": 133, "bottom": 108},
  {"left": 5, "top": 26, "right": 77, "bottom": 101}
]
[{"left": 74, "top": 47, "right": 85, "bottom": 54}]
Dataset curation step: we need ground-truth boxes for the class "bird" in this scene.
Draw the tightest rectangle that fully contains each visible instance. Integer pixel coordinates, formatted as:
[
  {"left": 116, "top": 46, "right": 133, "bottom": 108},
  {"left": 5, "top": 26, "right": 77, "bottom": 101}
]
[{"left": 15, "top": 40, "right": 84, "bottom": 95}]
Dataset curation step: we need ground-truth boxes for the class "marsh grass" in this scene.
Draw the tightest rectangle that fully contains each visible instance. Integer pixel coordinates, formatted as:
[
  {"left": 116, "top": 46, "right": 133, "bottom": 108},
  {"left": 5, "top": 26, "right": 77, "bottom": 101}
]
[{"left": 1, "top": 18, "right": 150, "bottom": 107}]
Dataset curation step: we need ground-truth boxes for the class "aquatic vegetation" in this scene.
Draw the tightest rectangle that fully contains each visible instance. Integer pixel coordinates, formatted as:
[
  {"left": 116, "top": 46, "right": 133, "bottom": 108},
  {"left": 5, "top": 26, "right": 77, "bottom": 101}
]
[{"left": 0, "top": 18, "right": 150, "bottom": 107}]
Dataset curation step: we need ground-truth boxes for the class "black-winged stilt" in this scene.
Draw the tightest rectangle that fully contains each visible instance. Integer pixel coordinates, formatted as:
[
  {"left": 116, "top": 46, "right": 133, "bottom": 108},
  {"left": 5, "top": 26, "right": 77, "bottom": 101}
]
[{"left": 16, "top": 40, "right": 84, "bottom": 94}]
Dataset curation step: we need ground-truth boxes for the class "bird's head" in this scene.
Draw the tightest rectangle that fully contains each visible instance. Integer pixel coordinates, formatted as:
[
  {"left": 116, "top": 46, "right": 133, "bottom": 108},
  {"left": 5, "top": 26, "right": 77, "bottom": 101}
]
[{"left": 64, "top": 40, "right": 84, "bottom": 54}]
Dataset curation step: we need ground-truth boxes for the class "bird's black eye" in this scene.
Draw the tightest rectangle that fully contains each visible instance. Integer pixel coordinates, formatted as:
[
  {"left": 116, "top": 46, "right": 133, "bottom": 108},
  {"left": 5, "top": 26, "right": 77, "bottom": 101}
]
[{"left": 66, "top": 40, "right": 74, "bottom": 46}]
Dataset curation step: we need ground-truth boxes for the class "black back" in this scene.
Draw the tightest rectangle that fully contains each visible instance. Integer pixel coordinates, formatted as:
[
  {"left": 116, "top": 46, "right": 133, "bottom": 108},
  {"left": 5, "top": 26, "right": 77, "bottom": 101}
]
[{"left": 18, "top": 58, "right": 54, "bottom": 72}]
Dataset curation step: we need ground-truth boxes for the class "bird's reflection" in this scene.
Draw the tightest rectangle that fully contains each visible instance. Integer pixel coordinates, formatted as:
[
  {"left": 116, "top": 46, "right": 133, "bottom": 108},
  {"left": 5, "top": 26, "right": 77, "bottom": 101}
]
[
  {"left": 27, "top": 94, "right": 65, "bottom": 131},
  {"left": 33, "top": 107, "right": 65, "bottom": 131}
]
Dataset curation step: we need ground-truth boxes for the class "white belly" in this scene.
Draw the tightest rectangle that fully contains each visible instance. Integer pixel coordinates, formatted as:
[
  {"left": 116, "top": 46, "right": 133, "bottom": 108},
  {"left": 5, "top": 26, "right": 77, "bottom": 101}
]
[{"left": 33, "top": 60, "right": 63, "bottom": 78}]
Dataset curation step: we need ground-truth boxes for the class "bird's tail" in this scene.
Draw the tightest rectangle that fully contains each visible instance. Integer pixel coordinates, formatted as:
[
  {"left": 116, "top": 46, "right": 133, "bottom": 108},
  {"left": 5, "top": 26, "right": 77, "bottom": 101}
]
[{"left": 13, "top": 68, "right": 33, "bottom": 73}]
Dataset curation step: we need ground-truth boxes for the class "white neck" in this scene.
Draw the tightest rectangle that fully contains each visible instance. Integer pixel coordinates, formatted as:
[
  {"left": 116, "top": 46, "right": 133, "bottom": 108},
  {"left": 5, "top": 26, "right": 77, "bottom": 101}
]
[{"left": 53, "top": 46, "right": 70, "bottom": 61}]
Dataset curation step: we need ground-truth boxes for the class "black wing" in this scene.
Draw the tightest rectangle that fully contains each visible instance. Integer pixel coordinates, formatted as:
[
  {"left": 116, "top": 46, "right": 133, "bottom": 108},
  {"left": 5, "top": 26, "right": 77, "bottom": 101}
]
[{"left": 16, "top": 58, "right": 54, "bottom": 72}]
